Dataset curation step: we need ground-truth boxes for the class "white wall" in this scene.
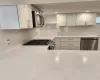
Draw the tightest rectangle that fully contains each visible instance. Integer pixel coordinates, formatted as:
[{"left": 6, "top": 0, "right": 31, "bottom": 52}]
[
  {"left": 57, "top": 25, "right": 100, "bottom": 36},
  {"left": 24, "top": 0, "right": 95, "bottom": 4},
  {"left": 44, "top": 15, "right": 57, "bottom": 23},
  {"left": 0, "top": 29, "right": 35, "bottom": 46}
]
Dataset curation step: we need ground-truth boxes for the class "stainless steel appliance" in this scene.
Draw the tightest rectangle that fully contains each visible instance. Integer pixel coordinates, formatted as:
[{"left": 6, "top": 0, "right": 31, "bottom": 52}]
[
  {"left": 23, "top": 39, "right": 51, "bottom": 45},
  {"left": 80, "top": 37, "right": 98, "bottom": 50},
  {"left": 32, "top": 11, "right": 44, "bottom": 28}
]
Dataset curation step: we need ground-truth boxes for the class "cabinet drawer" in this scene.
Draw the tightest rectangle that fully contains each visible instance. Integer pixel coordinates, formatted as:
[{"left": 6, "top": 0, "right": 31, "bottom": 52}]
[
  {"left": 53, "top": 38, "right": 60, "bottom": 45},
  {"left": 55, "top": 46, "right": 60, "bottom": 49},
  {"left": 60, "top": 42, "right": 80, "bottom": 47},
  {"left": 60, "top": 46, "right": 80, "bottom": 50},
  {"left": 61, "top": 37, "right": 80, "bottom": 41}
]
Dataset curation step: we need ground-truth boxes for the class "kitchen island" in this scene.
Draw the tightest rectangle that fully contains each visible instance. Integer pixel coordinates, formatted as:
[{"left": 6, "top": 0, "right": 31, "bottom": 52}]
[
  {"left": 0, "top": 45, "right": 100, "bottom": 80},
  {"left": 33, "top": 36, "right": 99, "bottom": 50}
]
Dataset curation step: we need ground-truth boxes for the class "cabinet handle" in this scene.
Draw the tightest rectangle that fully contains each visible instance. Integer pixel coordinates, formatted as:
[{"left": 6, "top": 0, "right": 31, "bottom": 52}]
[
  {"left": 68, "top": 44, "right": 73, "bottom": 45},
  {"left": 68, "top": 39, "right": 73, "bottom": 40},
  {"left": 27, "top": 20, "right": 30, "bottom": 28}
]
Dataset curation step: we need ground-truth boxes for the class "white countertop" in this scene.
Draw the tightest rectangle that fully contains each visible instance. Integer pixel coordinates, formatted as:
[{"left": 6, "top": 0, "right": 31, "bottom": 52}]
[
  {"left": 55, "top": 35, "right": 100, "bottom": 38},
  {"left": 0, "top": 45, "right": 100, "bottom": 80},
  {"left": 33, "top": 36, "right": 99, "bottom": 40}
]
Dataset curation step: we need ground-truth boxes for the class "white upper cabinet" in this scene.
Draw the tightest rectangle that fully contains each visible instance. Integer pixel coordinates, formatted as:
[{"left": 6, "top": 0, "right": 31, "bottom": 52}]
[
  {"left": 66, "top": 14, "right": 77, "bottom": 26},
  {"left": 76, "top": 13, "right": 87, "bottom": 26},
  {"left": 57, "top": 14, "right": 67, "bottom": 26},
  {"left": 0, "top": 6, "right": 20, "bottom": 29},
  {"left": 76, "top": 13, "right": 96, "bottom": 26},
  {"left": 86, "top": 13, "right": 96, "bottom": 25},
  {"left": 25, "top": 4, "right": 33, "bottom": 28},
  {"left": 0, "top": 5, "right": 33, "bottom": 29},
  {"left": 57, "top": 13, "right": 96, "bottom": 27},
  {"left": 17, "top": 5, "right": 27, "bottom": 29}
]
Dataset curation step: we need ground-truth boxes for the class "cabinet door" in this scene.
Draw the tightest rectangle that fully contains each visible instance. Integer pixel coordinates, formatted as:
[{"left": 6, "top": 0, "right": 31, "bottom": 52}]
[
  {"left": 0, "top": 6, "right": 19, "bottom": 29},
  {"left": 66, "top": 14, "right": 77, "bottom": 26},
  {"left": 76, "top": 13, "right": 86, "bottom": 26},
  {"left": 25, "top": 5, "right": 33, "bottom": 28},
  {"left": 18, "top": 4, "right": 33, "bottom": 29},
  {"left": 53, "top": 38, "right": 60, "bottom": 49},
  {"left": 57, "top": 14, "right": 67, "bottom": 26},
  {"left": 28, "top": 5, "right": 33, "bottom": 28},
  {"left": 60, "top": 46, "right": 80, "bottom": 50},
  {"left": 86, "top": 13, "right": 96, "bottom": 25},
  {"left": 17, "top": 5, "right": 27, "bottom": 29},
  {"left": 60, "top": 41, "right": 80, "bottom": 47}
]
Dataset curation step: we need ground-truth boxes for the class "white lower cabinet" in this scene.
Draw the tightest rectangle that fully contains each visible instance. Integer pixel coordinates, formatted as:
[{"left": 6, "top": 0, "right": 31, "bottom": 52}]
[
  {"left": 60, "top": 46, "right": 80, "bottom": 50},
  {"left": 60, "top": 41, "right": 80, "bottom": 50},
  {"left": 53, "top": 38, "right": 60, "bottom": 49},
  {"left": 61, "top": 37, "right": 80, "bottom": 41},
  {"left": 60, "top": 41, "right": 80, "bottom": 47},
  {"left": 54, "top": 37, "right": 80, "bottom": 50}
]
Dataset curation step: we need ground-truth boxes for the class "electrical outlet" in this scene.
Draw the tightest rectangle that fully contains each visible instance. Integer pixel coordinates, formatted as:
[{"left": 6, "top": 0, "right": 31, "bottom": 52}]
[{"left": 7, "top": 39, "right": 10, "bottom": 45}]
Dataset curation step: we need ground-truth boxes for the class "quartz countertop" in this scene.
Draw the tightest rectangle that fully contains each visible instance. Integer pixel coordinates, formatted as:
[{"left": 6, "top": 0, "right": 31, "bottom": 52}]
[
  {"left": 0, "top": 45, "right": 100, "bottom": 80},
  {"left": 55, "top": 35, "right": 100, "bottom": 38},
  {"left": 33, "top": 35, "right": 99, "bottom": 40}
]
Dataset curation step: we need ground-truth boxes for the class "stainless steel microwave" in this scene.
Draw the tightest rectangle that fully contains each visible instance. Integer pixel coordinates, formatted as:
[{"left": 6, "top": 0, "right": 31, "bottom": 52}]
[{"left": 32, "top": 11, "right": 44, "bottom": 28}]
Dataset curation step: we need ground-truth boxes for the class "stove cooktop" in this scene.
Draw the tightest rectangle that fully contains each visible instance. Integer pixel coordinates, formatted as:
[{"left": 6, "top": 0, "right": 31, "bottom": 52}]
[{"left": 23, "top": 39, "right": 51, "bottom": 45}]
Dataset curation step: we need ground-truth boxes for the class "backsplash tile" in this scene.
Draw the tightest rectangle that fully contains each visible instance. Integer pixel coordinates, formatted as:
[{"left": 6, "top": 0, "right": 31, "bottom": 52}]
[{"left": 0, "top": 29, "right": 34, "bottom": 46}]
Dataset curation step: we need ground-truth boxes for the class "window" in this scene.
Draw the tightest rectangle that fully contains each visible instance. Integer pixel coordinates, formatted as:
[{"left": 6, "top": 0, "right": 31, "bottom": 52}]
[{"left": 96, "top": 17, "right": 100, "bottom": 23}]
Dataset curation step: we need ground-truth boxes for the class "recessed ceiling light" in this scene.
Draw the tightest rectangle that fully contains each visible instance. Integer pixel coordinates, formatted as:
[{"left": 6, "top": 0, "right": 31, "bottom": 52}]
[
  {"left": 86, "top": 10, "right": 90, "bottom": 12},
  {"left": 55, "top": 12, "right": 58, "bottom": 14},
  {"left": 36, "top": 12, "right": 39, "bottom": 14}
]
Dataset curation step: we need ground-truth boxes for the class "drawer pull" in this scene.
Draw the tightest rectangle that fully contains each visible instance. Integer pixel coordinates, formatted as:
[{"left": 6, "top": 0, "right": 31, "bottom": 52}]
[
  {"left": 68, "top": 44, "right": 73, "bottom": 45},
  {"left": 68, "top": 39, "right": 73, "bottom": 40}
]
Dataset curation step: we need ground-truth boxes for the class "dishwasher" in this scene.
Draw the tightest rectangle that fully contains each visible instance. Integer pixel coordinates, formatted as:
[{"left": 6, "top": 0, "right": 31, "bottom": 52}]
[{"left": 80, "top": 37, "right": 98, "bottom": 50}]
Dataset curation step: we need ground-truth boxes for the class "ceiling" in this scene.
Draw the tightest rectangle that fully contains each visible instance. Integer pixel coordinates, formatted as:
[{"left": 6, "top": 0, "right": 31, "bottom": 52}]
[
  {"left": 28, "top": 0, "right": 95, "bottom": 4},
  {"left": 0, "top": 0, "right": 96, "bottom": 4},
  {"left": 34, "top": 0, "right": 96, "bottom": 4},
  {"left": 33, "top": 1, "right": 100, "bottom": 15}
]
